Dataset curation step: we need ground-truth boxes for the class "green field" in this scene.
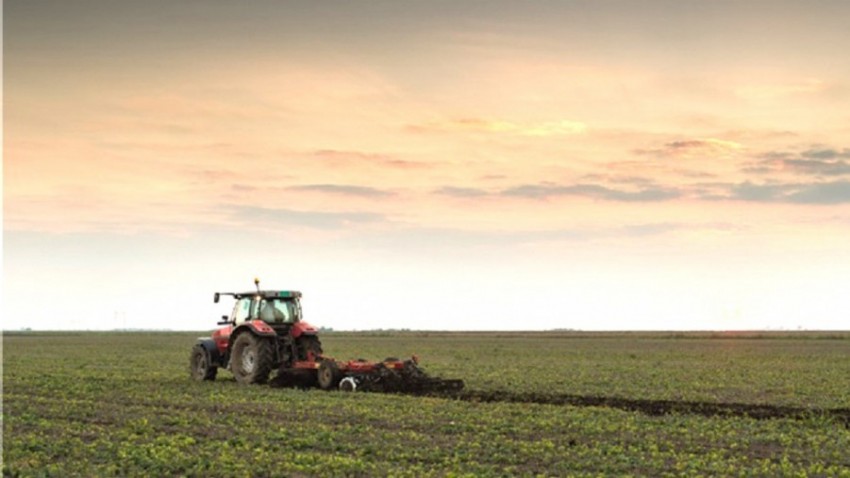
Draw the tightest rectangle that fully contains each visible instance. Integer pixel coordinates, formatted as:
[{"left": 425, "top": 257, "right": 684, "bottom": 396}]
[{"left": 4, "top": 331, "right": 850, "bottom": 476}]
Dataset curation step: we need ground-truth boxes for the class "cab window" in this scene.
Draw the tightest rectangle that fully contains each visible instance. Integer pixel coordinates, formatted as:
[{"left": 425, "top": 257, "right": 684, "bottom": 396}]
[
  {"left": 231, "top": 298, "right": 252, "bottom": 324},
  {"left": 259, "top": 299, "right": 293, "bottom": 323}
]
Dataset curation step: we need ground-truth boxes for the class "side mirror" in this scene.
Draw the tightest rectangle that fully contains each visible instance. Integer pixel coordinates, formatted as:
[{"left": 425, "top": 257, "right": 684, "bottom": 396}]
[{"left": 214, "top": 292, "right": 220, "bottom": 303}]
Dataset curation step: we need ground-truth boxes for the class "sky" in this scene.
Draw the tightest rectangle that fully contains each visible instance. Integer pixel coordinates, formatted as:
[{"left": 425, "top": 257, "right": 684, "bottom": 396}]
[{"left": 4, "top": 1, "right": 850, "bottom": 331}]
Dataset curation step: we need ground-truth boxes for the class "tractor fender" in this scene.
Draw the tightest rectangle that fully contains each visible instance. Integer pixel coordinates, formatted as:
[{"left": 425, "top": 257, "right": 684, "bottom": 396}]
[
  {"left": 196, "top": 338, "right": 223, "bottom": 366},
  {"left": 228, "top": 321, "right": 277, "bottom": 347},
  {"left": 243, "top": 320, "right": 278, "bottom": 337},
  {"left": 291, "top": 321, "right": 319, "bottom": 339}
]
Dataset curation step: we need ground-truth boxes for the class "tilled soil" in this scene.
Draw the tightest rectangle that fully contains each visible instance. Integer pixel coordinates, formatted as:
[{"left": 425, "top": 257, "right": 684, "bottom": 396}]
[
  {"left": 434, "top": 390, "right": 850, "bottom": 426},
  {"left": 270, "top": 375, "right": 850, "bottom": 426}
]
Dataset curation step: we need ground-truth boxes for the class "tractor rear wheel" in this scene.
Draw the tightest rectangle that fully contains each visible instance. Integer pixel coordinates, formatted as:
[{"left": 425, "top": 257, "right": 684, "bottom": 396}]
[
  {"left": 298, "top": 335, "right": 323, "bottom": 361},
  {"left": 190, "top": 344, "right": 217, "bottom": 381},
  {"left": 317, "top": 360, "right": 342, "bottom": 390},
  {"left": 231, "top": 333, "right": 274, "bottom": 385}
]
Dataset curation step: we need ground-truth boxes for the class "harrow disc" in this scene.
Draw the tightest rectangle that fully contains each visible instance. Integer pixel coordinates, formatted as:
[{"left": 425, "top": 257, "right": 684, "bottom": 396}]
[{"left": 349, "top": 360, "right": 465, "bottom": 394}]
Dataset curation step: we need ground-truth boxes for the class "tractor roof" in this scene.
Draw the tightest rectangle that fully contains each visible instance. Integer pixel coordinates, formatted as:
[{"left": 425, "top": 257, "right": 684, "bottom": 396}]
[
  {"left": 215, "top": 290, "right": 302, "bottom": 302},
  {"left": 248, "top": 290, "right": 301, "bottom": 299}
]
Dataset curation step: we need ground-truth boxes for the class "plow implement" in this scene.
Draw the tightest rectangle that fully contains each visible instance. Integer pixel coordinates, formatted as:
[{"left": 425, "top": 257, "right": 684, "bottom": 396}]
[
  {"left": 319, "top": 356, "right": 465, "bottom": 394},
  {"left": 272, "top": 355, "right": 465, "bottom": 394}
]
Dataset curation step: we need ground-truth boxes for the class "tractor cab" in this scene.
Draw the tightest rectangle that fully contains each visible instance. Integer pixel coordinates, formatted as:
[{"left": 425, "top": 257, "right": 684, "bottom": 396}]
[
  {"left": 257, "top": 296, "right": 300, "bottom": 324},
  {"left": 218, "top": 291, "right": 303, "bottom": 326}
]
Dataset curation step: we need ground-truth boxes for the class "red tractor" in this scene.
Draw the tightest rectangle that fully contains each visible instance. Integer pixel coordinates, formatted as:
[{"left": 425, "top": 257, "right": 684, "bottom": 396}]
[{"left": 190, "top": 280, "right": 463, "bottom": 393}]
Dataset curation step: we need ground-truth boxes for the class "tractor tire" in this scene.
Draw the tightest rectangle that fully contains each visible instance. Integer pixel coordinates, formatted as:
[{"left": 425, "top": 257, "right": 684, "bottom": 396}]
[
  {"left": 190, "top": 344, "right": 217, "bottom": 381},
  {"left": 298, "top": 335, "right": 323, "bottom": 361},
  {"left": 317, "top": 360, "right": 342, "bottom": 390},
  {"left": 231, "top": 333, "right": 274, "bottom": 385}
]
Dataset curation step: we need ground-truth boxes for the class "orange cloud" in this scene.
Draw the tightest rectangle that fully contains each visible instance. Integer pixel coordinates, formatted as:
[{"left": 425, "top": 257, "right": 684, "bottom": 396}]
[
  {"left": 308, "top": 150, "right": 430, "bottom": 170},
  {"left": 634, "top": 138, "right": 743, "bottom": 158},
  {"left": 735, "top": 78, "right": 826, "bottom": 100},
  {"left": 408, "top": 118, "right": 587, "bottom": 137}
]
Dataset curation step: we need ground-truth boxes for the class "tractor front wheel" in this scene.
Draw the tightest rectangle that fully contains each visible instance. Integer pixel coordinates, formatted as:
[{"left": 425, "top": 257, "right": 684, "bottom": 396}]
[
  {"left": 190, "top": 344, "right": 217, "bottom": 381},
  {"left": 231, "top": 333, "right": 274, "bottom": 385}
]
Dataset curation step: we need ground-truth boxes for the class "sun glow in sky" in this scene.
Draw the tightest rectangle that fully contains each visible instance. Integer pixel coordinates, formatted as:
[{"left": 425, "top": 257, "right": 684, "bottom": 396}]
[{"left": 4, "top": 1, "right": 850, "bottom": 331}]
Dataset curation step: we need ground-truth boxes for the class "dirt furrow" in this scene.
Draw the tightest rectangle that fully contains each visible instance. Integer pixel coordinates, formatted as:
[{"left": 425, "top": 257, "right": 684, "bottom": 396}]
[{"left": 424, "top": 390, "right": 850, "bottom": 425}]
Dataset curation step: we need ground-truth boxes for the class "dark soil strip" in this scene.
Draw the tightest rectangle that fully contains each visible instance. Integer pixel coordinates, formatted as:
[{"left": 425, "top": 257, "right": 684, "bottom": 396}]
[
  {"left": 434, "top": 390, "right": 850, "bottom": 426},
  {"left": 266, "top": 377, "right": 850, "bottom": 425}
]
